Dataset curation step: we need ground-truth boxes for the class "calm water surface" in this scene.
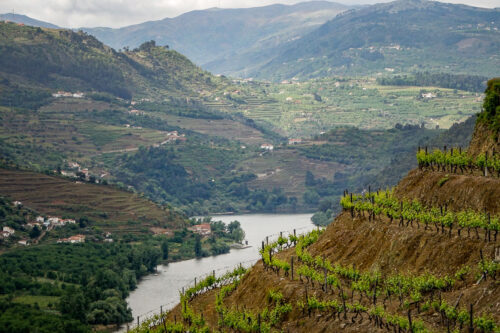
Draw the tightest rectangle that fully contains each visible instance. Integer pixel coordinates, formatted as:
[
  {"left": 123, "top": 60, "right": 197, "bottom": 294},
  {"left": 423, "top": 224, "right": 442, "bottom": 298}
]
[{"left": 125, "top": 213, "right": 314, "bottom": 324}]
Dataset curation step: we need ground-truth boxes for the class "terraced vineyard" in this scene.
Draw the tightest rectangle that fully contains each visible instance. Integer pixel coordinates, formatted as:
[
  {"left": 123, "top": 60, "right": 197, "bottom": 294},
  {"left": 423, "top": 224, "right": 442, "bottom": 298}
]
[
  {"left": 0, "top": 168, "right": 184, "bottom": 234},
  {"left": 222, "top": 78, "right": 482, "bottom": 137}
]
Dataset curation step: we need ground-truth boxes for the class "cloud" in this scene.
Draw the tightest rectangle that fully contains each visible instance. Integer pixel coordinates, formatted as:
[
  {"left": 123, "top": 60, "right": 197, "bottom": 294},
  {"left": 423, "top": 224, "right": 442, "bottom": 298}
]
[{"left": 0, "top": 0, "right": 498, "bottom": 28}]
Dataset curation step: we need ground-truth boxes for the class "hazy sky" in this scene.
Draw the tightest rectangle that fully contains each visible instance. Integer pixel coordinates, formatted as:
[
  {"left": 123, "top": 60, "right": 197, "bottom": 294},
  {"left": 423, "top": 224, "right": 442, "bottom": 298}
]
[{"left": 1, "top": 0, "right": 499, "bottom": 28}]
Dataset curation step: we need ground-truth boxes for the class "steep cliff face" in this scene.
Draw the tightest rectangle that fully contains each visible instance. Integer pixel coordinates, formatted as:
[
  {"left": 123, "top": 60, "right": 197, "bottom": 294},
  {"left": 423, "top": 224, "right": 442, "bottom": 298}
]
[
  {"left": 468, "top": 121, "right": 500, "bottom": 157},
  {"left": 469, "top": 78, "right": 500, "bottom": 156}
]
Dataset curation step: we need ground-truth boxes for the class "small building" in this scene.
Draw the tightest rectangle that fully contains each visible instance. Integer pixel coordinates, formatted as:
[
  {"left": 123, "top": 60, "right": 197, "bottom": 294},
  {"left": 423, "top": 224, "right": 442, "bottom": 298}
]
[
  {"left": 260, "top": 143, "right": 274, "bottom": 151},
  {"left": 58, "top": 234, "right": 85, "bottom": 244},
  {"left": 27, "top": 222, "right": 42, "bottom": 228},
  {"left": 3, "top": 226, "right": 15, "bottom": 235},
  {"left": 18, "top": 239, "right": 29, "bottom": 246},
  {"left": 188, "top": 223, "right": 211, "bottom": 236},
  {"left": 129, "top": 109, "right": 145, "bottom": 115},
  {"left": 288, "top": 138, "right": 302, "bottom": 145},
  {"left": 160, "top": 131, "right": 187, "bottom": 145},
  {"left": 421, "top": 92, "right": 436, "bottom": 99},
  {"left": 47, "top": 217, "right": 61, "bottom": 225},
  {"left": 68, "top": 162, "right": 80, "bottom": 169},
  {"left": 36, "top": 216, "right": 45, "bottom": 223},
  {"left": 13, "top": 201, "right": 22, "bottom": 207}
]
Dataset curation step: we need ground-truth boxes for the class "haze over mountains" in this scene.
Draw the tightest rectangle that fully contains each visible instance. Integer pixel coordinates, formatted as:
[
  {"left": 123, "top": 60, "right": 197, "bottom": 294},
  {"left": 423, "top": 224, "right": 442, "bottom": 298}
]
[
  {"left": 80, "top": 1, "right": 350, "bottom": 77},
  {"left": 2, "top": 0, "right": 500, "bottom": 80},
  {"left": 0, "top": 13, "right": 60, "bottom": 29}
]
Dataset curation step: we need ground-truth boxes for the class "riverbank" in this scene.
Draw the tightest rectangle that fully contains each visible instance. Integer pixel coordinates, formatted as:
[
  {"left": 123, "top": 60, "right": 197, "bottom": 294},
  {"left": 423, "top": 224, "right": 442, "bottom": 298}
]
[{"left": 123, "top": 213, "right": 314, "bottom": 330}]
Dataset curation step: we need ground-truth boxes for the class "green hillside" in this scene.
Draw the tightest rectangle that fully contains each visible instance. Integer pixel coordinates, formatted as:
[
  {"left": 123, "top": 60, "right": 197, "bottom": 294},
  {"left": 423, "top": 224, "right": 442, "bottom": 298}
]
[{"left": 0, "top": 22, "right": 230, "bottom": 103}]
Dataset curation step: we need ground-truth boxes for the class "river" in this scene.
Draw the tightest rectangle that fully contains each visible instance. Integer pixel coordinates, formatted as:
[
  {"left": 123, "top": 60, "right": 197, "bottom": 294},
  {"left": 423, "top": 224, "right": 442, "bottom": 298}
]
[{"left": 125, "top": 213, "right": 314, "bottom": 326}]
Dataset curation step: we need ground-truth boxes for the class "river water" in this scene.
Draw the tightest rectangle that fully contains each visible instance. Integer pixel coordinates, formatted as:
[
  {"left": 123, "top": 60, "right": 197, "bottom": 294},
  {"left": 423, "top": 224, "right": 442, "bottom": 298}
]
[{"left": 125, "top": 213, "right": 314, "bottom": 325}]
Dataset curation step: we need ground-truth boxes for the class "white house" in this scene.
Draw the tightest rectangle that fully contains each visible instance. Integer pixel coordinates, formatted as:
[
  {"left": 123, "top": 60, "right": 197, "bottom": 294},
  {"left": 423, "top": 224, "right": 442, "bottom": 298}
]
[
  {"left": 57, "top": 234, "right": 85, "bottom": 244},
  {"left": 13, "top": 201, "right": 22, "bottom": 207},
  {"left": 47, "top": 217, "right": 62, "bottom": 225},
  {"left": 3, "top": 226, "right": 15, "bottom": 235},
  {"left": 260, "top": 143, "right": 274, "bottom": 151},
  {"left": 188, "top": 223, "right": 211, "bottom": 236},
  {"left": 421, "top": 92, "right": 436, "bottom": 99}
]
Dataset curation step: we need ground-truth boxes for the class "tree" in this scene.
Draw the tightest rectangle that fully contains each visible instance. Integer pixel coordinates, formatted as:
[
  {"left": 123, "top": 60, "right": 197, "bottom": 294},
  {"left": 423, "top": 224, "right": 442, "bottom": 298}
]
[
  {"left": 228, "top": 221, "right": 245, "bottom": 243},
  {"left": 303, "top": 190, "right": 320, "bottom": 206},
  {"left": 305, "top": 171, "right": 316, "bottom": 186},
  {"left": 194, "top": 235, "right": 202, "bottom": 257},
  {"left": 161, "top": 240, "right": 169, "bottom": 260},
  {"left": 60, "top": 288, "right": 87, "bottom": 322},
  {"left": 29, "top": 225, "right": 41, "bottom": 239}
]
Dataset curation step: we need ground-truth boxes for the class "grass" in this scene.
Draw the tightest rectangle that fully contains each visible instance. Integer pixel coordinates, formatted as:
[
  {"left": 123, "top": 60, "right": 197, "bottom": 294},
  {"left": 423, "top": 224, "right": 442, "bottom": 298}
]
[
  {"left": 12, "top": 295, "right": 60, "bottom": 310},
  {"left": 438, "top": 175, "right": 450, "bottom": 187}
]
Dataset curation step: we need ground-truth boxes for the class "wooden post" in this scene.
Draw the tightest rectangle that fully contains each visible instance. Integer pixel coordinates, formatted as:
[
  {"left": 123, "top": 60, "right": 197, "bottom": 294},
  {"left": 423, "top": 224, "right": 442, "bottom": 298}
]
[
  {"left": 160, "top": 305, "right": 163, "bottom": 315},
  {"left": 213, "top": 270, "right": 216, "bottom": 278},
  {"left": 324, "top": 265, "right": 327, "bottom": 291},
  {"left": 485, "top": 152, "right": 488, "bottom": 177},
  {"left": 291, "top": 256, "right": 294, "bottom": 280},
  {"left": 294, "top": 229, "right": 296, "bottom": 237},
  {"left": 425, "top": 146, "right": 428, "bottom": 155},
  {"left": 262, "top": 241, "right": 264, "bottom": 251},
  {"left": 468, "top": 304, "right": 474, "bottom": 333},
  {"left": 258, "top": 313, "right": 261, "bottom": 332},
  {"left": 266, "top": 236, "right": 269, "bottom": 245},
  {"left": 126, "top": 324, "right": 129, "bottom": 332},
  {"left": 194, "top": 277, "right": 197, "bottom": 288},
  {"left": 137, "top": 316, "right": 140, "bottom": 327},
  {"left": 408, "top": 309, "right": 413, "bottom": 333}
]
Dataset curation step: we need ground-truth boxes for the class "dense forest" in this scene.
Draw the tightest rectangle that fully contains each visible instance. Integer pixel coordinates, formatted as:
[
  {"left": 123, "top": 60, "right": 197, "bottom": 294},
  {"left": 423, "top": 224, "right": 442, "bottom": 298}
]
[{"left": 112, "top": 144, "right": 291, "bottom": 215}]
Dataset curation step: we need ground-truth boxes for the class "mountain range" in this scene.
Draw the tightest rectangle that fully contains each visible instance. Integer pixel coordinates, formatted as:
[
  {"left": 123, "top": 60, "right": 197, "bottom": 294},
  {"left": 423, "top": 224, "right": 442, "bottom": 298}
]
[
  {"left": 2, "top": 0, "right": 500, "bottom": 79},
  {"left": 81, "top": 1, "right": 349, "bottom": 76}
]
